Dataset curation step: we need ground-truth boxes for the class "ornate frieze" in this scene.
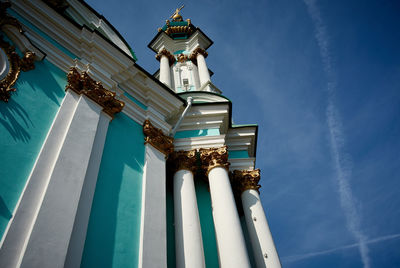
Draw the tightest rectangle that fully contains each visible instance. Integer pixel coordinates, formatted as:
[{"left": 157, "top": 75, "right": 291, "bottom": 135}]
[
  {"left": 65, "top": 67, "right": 124, "bottom": 118},
  {"left": 168, "top": 149, "right": 197, "bottom": 174},
  {"left": 231, "top": 169, "right": 261, "bottom": 194},
  {"left": 155, "top": 48, "right": 176, "bottom": 66},
  {"left": 0, "top": 37, "right": 35, "bottom": 102},
  {"left": 143, "top": 119, "right": 174, "bottom": 155},
  {"left": 199, "top": 146, "right": 230, "bottom": 175}
]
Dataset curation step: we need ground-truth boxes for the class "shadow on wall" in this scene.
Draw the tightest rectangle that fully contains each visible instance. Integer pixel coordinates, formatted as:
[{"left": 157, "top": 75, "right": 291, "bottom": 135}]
[
  {"left": 0, "top": 59, "right": 65, "bottom": 143},
  {"left": 0, "top": 196, "right": 12, "bottom": 220},
  {"left": 81, "top": 113, "right": 145, "bottom": 268},
  {"left": 0, "top": 98, "right": 32, "bottom": 142}
]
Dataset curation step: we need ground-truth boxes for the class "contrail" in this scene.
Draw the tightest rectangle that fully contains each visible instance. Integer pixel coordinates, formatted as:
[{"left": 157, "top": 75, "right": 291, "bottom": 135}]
[
  {"left": 282, "top": 233, "right": 400, "bottom": 263},
  {"left": 303, "top": 0, "right": 370, "bottom": 267}
]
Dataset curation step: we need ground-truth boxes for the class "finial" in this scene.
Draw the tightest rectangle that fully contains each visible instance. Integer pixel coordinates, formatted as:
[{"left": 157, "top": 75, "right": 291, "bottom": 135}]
[{"left": 170, "top": 5, "right": 184, "bottom": 22}]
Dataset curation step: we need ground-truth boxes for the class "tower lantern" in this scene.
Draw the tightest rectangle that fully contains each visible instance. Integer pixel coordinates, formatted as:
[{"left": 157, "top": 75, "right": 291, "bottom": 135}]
[{"left": 149, "top": 7, "right": 219, "bottom": 94}]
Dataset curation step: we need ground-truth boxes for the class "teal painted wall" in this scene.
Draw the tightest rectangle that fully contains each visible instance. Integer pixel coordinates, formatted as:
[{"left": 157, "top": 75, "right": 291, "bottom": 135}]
[
  {"left": 0, "top": 49, "right": 66, "bottom": 239},
  {"left": 228, "top": 150, "right": 249, "bottom": 159},
  {"left": 81, "top": 113, "right": 145, "bottom": 268},
  {"left": 195, "top": 178, "right": 219, "bottom": 267},
  {"left": 166, "top": 180, "right": 176, "bottom": 267}
]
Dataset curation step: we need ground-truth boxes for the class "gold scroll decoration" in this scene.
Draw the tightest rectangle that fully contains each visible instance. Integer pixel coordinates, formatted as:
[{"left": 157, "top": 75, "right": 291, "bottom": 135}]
[
  {"left": 231, "top": 169, "right": 261, "bottom": 194},
  {"left": 65, "top": 67, "right": 124, "bottom": 118},
  {"left": 143, "top": 119, "right": 174, "bottom": 156},
  {"left": 189, "top": 47, "right": 208, "bottom": 65},
  {"left": 0, "top": 37, "right": 35, "bottom": 102},
  {"left": 155, "top": 48, "right": 176, "bottom": 66},
  {"left": 199, "top": 146, "right": 230, "bottom": 176},
  {"left": 168, "top": 149, "right": 197, "bottom": 174}
]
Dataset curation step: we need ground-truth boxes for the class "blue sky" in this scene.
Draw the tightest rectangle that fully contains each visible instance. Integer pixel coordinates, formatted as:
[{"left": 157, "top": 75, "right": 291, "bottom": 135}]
[{"left": 86, "top": 0, "right": 400, "bottom": 267}]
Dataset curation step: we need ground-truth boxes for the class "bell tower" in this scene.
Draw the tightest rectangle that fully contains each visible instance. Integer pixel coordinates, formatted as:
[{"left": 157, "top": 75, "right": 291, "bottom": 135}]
[{"left": 149, "top": 6, "right": 219, "bottom": 93}]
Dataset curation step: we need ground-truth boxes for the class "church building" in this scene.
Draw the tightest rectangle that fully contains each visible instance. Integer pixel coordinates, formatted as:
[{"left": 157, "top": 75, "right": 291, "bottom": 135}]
[{"left": 0, "top": 1, "right": 281, "bottom": 267}]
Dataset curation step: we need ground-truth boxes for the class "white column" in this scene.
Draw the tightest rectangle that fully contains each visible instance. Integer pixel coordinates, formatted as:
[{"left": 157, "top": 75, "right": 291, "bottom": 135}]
[
  {"left": 196, "top": 53, "right": 210, "bottom": 87},
  {"left": 138, "top": 120, "right": 173, "bottom": 268},
  {"left": 242, "top": 189, "right": 281, "bottom": 268},
  {"left": 208, "top": 167, "right": 251, "bottom": 268},
  {"left": 159, "top": 55, "right": 172, "bottom": 87},
  {"left": 173, "top": 165, "right": 205, "bottom": 268}
]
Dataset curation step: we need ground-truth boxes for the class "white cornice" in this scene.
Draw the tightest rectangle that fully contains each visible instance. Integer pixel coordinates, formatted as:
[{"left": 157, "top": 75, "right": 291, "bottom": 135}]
[
  {"left": 174, "top": 135, "right": 226, "bottom": 151},
  {"left": 226, "top": 127, "right": 257, "bottom": 157},
  {"left": 228, "top": 158, "right": 256, "bottom": 171},
  {"left": 149, "top": 30, "right": 212, "bottom": 54}
]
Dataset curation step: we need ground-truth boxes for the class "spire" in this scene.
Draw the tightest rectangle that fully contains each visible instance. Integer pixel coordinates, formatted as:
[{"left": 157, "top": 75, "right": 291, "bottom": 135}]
[
  {"left": 157, "top": 6, "right": 194, "bottom": 40},
  {"left": 170, "top": 5, "right": 185, "bottom": 22}
]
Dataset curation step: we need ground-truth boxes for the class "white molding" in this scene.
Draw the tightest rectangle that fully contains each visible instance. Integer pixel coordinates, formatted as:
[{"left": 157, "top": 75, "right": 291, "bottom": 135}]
[
  {"left": 174, "top": 135, "right": 226, "bottom": 151},
  {"left": 228, "top": 158, "right": 256, "bottom": 171},
  {"left": 1, "top": 25, "right": 45, "bottom": 60}
]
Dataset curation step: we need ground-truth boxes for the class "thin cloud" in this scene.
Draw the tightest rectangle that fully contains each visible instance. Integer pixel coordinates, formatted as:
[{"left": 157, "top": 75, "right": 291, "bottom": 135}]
[
  {"left": 282, "top": 233, "right": 400, "bottom": 263},
  {"left": 303, "top": 0, "right": 370, "bottom": 267}
]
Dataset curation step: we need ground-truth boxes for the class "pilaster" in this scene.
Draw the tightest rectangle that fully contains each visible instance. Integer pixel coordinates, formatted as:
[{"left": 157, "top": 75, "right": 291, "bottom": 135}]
[{"left": 139, "top": 119, "right": 173, "bottom": 268}]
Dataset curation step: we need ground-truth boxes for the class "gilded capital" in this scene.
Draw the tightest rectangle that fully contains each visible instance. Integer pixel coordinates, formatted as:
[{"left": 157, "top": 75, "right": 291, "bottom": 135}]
[
  {"left": 231, "top": 169, "right": 261, "bottom": 194},
  {"left": 65, "top": 67, "right": 124, "bottom": 118},
  {"left": 0, "top": 37, "right": 35, "bottom": 102},
  {"left": 143, "top": 119, "right": 174, "bottom": 156},
  {"left": 189, "top": 47, "right": 208, "bottom": 65},
  {"left": 199, "top": 146, "right": 230, "bottom": 175},
  {"left": 155, "top": 48, "right": 176, "bottom": 66},
  {"left": 168, "top": 149, "right": 197, "bottom": 174}
]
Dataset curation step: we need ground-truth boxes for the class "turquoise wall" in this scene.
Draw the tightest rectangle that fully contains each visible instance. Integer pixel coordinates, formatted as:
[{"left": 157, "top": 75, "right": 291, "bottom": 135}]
[
  {"left": 81, "top": 113, "right": 145, "bottom": 268},
  {"left": 195, "top": 178, "right": 219, "bottom": 267},
  {"left": 0, "top": 49, "right": 66, "bottom": 239},
  {"left": 228, "top": 150, "right": 249, "bottom": 159}
]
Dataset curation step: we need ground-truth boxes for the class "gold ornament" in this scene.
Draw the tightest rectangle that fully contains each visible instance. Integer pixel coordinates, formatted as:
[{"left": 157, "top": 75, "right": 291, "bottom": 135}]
[
  {"left": 143, "top": 119, "right": 174, "bottom": 155},
  {"left": 168, "top": 149, "right": 197, "bottom": 174},
  {"left": 155, "top": 48, "right": 176, "bottom": 66},
  {"left": 0, "top": 37, "right": 35, "bottom": 102},
  {"left": 231, "top": 169, "right": 261, "bottom": 194},
  {"left": 199, "top": 146, "right": 230, "bottom": 175},
  {"left": 189, "top": 47, "right": 208, "bottom": 65},
  {"left": 170, "top": 5, "right": 184, "bottom": 22},
  {"left": 65, "top": 67, "right": 124, "bottom": 118}
]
